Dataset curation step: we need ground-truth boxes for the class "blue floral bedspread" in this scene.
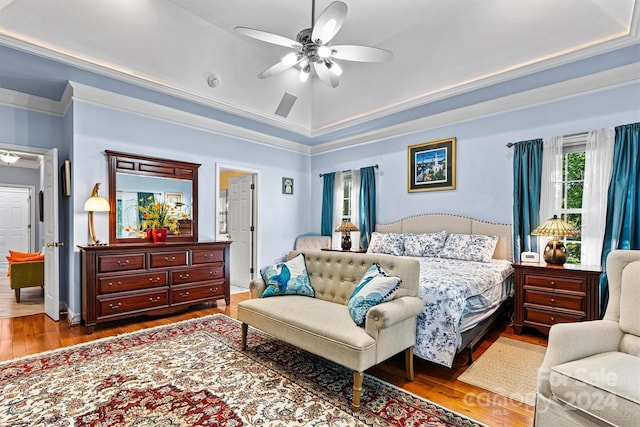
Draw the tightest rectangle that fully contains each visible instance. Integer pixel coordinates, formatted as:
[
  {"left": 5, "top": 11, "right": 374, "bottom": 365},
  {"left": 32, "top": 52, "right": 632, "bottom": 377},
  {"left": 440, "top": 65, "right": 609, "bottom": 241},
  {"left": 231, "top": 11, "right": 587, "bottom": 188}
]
[{"left": 410, "top": 257, "right": 514, "bottom": 367}]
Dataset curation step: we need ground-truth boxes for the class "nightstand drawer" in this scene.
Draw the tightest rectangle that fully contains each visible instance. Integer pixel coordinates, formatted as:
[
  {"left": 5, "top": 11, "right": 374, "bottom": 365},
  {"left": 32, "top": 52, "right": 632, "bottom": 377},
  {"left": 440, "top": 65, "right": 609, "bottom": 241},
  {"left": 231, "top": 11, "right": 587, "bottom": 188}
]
[
  {"left": 524, "top": 289, "right": 585, "bottom": 311},
  {"left": 524, "top": 306, "right": 585, "bottom": 325},
  {"left": 524, "top": 274, "right": 586, "bottom": 292}
]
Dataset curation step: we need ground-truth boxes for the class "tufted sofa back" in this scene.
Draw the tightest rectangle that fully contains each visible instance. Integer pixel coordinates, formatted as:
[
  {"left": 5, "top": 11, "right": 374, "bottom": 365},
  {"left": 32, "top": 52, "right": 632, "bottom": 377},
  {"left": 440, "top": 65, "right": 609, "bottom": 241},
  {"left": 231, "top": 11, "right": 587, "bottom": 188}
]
[{"left": 288, "top": 250, "right": 420, "bottom": 305}]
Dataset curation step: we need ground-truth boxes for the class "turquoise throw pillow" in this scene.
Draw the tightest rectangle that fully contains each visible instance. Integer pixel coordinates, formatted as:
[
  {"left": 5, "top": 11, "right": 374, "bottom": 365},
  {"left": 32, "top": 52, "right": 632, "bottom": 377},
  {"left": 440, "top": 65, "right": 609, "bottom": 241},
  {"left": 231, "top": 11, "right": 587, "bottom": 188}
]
[
  {"left": 348, "top": 263, "right": 401, "bottom": 326},
  {"left": 260, "top": 253, "right": 314, "bottom": 298}
]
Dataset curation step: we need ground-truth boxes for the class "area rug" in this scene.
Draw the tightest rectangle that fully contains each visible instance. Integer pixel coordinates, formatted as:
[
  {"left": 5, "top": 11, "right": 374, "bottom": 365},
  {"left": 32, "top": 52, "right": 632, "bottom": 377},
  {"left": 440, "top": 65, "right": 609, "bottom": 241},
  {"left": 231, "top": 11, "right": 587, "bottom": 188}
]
[
  {"left": 1, "top": 314, "right": 485, "bottom": 426},
  {"left": 457, "top": 337, "right": 546, "bottom": 406}
]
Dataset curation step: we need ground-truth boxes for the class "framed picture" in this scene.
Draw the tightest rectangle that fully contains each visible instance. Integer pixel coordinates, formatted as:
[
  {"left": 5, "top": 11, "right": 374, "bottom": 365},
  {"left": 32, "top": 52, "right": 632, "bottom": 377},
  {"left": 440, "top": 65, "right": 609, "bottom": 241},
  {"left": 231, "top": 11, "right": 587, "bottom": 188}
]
[
  {"left": 407, "top": 137, "right": 456, "bottom": 192},
  {"left": 282, "top": 177, "right": 294, "bottom": 195},
  {"left": 61, "top": 159, "right": 71, "bottom": 197},
  {"left": 166, "top": 192, "right": 182, "bottom": 207}
]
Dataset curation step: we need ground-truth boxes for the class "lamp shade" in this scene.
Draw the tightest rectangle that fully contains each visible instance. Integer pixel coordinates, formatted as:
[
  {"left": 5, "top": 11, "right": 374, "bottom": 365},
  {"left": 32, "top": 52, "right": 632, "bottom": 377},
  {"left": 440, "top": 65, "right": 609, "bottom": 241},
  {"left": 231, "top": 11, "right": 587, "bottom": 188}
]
[
  {"left": 335, "top": 220, "right": 359, "bottom": 233},
  {"left": 531, "top": 215, "right": 579, "bottom": 237},
  {"left": 84, "top": 196, "right": 110, "bottom": 212}
]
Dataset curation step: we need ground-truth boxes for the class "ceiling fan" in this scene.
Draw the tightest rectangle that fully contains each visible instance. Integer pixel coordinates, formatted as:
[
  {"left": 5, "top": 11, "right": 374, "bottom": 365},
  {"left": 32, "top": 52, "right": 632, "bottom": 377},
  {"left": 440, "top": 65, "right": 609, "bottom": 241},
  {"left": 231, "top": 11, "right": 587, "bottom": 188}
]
[{"left": 235, "top": 0, "right": 392, "bottom": 88}]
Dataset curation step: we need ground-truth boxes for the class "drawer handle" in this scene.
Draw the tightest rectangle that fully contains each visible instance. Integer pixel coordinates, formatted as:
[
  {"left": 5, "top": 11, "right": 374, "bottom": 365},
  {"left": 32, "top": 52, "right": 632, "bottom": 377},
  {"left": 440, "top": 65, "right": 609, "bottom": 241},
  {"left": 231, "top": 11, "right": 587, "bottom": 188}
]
[
  {"left": 109, "top": 303, "right": 122, "bottom": 310},
  {"left": 179, "top": 273, "right": 190, "bottom": 280},
  {"left": 550, "top": 316, "right": 555, "bottom": 322},
  {"left": 550, "top": 298, "right": 556, "bottom": 303},
  {"left": 149, "top": 297, "right": 161, "bottom": 303},
  {"left": 179, "top": 292, "right": 190, "bottom": 298},
  {"left": 149, "top": 277, "right": 161, "bottom": 284},
  {"left": 210, "top": 287, "right": 218, "bottom": 293},
  {"left": 550, "top": 281, "right": 555, "bottom": 286},
  {"left": 204, "top": 253, "right": 214, "bottom": 259},
  {"left": 209, "top": 271, "right": 217, "bottom": 277},
  {"left": 107, "top": 281, "right": 122, "bottom": 287},
  {"left": 116, "top": 260, "right": 130, "bottom": 266},
  {"left": 164, "top": 256, "right": 176, "bottom": 262}
]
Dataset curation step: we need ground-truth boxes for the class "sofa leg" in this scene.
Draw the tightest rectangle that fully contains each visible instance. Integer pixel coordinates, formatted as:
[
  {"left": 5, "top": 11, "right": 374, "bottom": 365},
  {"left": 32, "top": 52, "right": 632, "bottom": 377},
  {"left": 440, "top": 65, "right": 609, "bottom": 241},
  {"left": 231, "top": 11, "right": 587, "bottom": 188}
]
[
  {"left": 14, "top": 288, "right": 20, "bottom": 303},
  {"left": 405, "top": 346, "right": 415, "bottom": 381},
  {"left": 241, "top": 323, "right": 248, "bottom": 351},
  {"left": 352, "top": 371, "right": 364, "bottom": 412}
]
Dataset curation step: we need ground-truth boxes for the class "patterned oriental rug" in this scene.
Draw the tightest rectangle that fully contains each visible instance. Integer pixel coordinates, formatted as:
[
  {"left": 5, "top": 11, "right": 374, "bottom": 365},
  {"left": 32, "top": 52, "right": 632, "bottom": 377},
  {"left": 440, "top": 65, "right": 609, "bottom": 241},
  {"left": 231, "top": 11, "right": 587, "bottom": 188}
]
[{"left": 0, "top": 314, "right": 485, "bottom": 426}]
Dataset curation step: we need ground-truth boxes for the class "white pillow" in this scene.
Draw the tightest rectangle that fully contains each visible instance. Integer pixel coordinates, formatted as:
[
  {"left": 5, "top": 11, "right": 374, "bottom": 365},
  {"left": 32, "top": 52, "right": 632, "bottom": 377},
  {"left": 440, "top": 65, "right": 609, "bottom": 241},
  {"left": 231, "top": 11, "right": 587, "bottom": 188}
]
[
  {"left": 366, "top": 232, "right": 404, "bottom": 256},
  {"left": 439, "top": 234, "right": 499, "bottom": 263}
]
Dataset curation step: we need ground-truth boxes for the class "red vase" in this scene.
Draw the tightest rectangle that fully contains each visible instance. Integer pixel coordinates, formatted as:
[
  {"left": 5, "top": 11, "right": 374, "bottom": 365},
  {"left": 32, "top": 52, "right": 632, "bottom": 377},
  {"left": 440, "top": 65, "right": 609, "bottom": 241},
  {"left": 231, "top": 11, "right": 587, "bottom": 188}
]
[
  {"left": 152, "top": 228, "right": 168, "bottom": 243},
  {"left": 145, "top": 229, "right": 153, "bottom": 240}
]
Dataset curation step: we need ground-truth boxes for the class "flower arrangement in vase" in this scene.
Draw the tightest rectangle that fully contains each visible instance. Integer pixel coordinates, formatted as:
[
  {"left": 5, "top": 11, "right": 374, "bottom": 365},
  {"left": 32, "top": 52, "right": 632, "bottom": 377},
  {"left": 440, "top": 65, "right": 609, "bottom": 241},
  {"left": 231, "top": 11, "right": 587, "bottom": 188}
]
[{"left": 122, "top": 195, "right": 190, "bottom": 243}]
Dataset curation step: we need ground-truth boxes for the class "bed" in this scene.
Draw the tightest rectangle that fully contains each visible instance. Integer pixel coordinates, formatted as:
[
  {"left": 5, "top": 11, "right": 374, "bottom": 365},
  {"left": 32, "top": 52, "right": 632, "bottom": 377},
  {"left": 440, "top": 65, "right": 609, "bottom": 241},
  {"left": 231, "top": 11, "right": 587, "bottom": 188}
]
[{"left": 372, "top": 213, "right": 514, "bottom": 368}]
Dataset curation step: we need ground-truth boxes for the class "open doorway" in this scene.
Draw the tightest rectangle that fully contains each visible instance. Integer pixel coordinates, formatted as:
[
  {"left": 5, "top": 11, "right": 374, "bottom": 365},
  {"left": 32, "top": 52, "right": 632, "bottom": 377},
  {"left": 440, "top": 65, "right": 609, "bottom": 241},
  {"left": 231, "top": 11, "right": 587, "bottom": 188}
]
[{"left": 216, "top": 164, "right": 259, "bottom": 292}]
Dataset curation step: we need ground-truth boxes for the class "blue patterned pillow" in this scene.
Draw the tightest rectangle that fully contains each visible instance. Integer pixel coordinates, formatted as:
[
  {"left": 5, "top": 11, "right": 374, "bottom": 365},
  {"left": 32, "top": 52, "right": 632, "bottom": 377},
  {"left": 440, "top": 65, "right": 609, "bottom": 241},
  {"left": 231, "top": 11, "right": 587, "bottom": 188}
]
[
  {"left": 403, "top": 231, "right": 448, "bottom": 257},
  {"left": 439, "top": 234, "right": 499, "bottom": 263},
  {"left": 260, "top": 254, "right": 314, "bottom": 298},
  {"left": 366, "top": 232, "right": 404, "bottom": 256},
  {"left": 348, "top": 263, "right": 401, "bottom": 326}
]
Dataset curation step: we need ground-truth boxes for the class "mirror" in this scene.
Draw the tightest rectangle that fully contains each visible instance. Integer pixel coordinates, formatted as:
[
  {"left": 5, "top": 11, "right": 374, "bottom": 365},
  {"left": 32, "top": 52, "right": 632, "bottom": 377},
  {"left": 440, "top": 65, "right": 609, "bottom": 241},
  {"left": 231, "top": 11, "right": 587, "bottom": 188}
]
[{"left": 106, "top": 150, "right": 200, "bottom": 243}]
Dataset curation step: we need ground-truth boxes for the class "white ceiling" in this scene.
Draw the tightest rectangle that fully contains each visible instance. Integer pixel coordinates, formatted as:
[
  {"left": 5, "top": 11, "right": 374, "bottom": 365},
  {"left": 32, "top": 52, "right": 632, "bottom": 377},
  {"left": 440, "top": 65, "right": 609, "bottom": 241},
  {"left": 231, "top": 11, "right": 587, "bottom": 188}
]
[{"left": 0, "top": 0, "right": 638, "bottom": 140}]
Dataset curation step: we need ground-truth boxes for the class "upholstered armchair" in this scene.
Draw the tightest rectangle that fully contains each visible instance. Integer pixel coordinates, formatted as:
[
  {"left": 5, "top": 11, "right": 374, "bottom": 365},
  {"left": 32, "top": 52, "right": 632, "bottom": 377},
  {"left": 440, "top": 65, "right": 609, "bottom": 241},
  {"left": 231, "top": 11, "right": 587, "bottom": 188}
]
[
  {"left": 9, "top": 260, "right": 45, "bottom": 303},
  {"left": 534, "top": 250, "right": 640, "bottom": 426}
]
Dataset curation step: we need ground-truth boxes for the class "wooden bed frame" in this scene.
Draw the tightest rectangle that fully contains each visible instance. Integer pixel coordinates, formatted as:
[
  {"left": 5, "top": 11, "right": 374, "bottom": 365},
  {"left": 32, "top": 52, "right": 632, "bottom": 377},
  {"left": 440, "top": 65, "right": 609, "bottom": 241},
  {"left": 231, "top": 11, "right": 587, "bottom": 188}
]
[{"left": 376, "top": 213, "right": 513, "bottom": 365}]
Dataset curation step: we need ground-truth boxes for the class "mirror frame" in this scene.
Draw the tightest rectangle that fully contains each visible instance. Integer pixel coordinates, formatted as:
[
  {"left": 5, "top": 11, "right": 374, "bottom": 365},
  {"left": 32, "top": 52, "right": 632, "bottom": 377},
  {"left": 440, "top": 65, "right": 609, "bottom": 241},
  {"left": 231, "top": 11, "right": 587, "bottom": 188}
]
[{"left": 106, "top": 150, "right": 200, "bottom": 244}]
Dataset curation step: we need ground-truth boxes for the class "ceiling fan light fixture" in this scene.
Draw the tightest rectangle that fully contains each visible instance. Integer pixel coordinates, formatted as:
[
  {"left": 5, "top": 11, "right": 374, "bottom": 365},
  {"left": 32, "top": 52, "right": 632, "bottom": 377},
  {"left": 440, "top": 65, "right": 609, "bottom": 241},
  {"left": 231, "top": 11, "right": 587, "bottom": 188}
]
[
  {"left": 317, "top": 45, "right": 332, "bottom": 58},
  {"left": 299, "top": 58, "right": 309, "bottom": 69},
  {"left": 300, "top": 66, "right": 311, "bottom": 82},
  {"left": 327, "top": 60, "right": 342, "bottom": 76},
  {"left": 0, "top": 151, "right": 19, "bottom": 164}
]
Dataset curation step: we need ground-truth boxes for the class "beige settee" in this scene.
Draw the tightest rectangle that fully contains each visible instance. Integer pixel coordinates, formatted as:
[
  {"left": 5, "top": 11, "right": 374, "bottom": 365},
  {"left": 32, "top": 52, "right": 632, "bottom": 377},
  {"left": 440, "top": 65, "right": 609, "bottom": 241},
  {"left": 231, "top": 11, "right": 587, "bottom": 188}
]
[
  {"left": 237, "top": 250, "right": 422, "bottom": 411},
  {"left": 535, "top": 250, "right": 640, "bottom": 426}
]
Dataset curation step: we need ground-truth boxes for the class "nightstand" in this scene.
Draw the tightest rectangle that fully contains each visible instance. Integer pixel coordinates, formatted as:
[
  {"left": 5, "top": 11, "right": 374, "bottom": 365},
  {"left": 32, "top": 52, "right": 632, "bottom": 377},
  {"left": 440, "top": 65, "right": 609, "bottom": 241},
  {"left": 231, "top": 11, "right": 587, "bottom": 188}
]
[
  {"left": 512, "top": 262, "right": 602, "bottom": 335},
  {"left": 321, "top": 248, "right": 367, "bottom": 253}
]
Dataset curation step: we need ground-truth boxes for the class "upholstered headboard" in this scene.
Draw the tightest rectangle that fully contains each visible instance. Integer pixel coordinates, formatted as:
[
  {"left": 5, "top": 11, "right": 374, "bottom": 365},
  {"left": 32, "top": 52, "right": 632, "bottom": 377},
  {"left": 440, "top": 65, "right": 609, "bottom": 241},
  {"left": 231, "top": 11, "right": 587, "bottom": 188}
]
[{"left": 375, "top": 213, "right": 513, "bottom": 261}]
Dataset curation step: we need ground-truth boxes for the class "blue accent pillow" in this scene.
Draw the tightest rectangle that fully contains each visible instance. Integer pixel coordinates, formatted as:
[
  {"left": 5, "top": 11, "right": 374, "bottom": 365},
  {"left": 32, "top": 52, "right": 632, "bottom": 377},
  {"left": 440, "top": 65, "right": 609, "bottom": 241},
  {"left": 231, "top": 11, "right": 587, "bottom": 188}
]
[
  {"left": 260, "top": 253, "right": 314, "bottom": 298},
  {"left": 347, "top": 263, "right": 401, "bottom": 326}
]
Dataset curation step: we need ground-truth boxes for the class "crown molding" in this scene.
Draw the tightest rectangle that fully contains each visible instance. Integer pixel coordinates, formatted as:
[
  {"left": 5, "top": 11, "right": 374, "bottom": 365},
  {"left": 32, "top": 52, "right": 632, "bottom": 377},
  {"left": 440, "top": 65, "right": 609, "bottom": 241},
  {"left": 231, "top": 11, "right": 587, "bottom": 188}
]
[
  {"left": 66, "top": 82, "right": 312, "bottom": 155},
  {"left": 311, "top": 62, "right": 640, "bottom": 155},
  {"left": 0, "top": 87, "right": 63, "bottom": 116}
]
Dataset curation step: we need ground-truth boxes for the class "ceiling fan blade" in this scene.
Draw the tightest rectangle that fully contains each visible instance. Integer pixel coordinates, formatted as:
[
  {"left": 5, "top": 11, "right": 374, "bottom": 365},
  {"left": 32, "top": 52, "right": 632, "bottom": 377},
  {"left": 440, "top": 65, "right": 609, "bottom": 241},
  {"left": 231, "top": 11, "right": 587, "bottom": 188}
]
[
  {"left": 314, "top": 62, "right": 339, "bottom": 88},
  {"left": 311, "top": 1, "right": 347, "bottom": 43},
  {"left": 258, "top": 57, "right": 302, "bottom": 79},
  {"left": 235, "top": 26, "right": 302, "bottom": 49},
  {"left": 331, "top": 45, "right": 393, "bottom": 62}
]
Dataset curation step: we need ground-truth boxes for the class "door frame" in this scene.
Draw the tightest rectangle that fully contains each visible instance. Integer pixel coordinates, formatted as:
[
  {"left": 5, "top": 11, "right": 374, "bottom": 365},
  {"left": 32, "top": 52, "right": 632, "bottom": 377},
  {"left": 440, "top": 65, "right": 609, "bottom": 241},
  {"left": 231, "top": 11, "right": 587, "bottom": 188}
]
[{"left": 216, "top": 163, "right": 259, "bottom": 281}]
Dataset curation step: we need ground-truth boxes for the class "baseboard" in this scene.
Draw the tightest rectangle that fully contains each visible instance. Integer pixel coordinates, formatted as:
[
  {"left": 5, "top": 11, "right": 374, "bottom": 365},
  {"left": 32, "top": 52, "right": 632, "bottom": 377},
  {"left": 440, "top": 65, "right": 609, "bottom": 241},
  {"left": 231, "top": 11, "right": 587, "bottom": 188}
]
[{"left": 66, "top": 308, "right": 81, "bottom": 326}]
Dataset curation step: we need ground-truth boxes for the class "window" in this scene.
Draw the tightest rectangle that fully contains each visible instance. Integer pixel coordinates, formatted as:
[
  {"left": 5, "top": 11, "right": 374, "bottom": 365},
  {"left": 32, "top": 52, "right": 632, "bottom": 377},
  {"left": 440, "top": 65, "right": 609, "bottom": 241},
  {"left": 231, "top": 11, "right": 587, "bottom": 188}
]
[
  {"left": 560, "top": 147, "right": 585, "bottom": 264},
  {"left": 332, "top": 170, "right": 360, "bottom": 247}
]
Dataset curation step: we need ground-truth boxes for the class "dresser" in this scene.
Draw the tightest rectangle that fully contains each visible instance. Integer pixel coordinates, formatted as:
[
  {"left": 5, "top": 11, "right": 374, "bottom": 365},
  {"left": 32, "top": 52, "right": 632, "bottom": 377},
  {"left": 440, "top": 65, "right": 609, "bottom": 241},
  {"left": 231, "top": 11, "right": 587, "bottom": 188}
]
[
  {"left": 80, "top": 241, "right": 231, "bottom": 333},
  {"left": 512, "top": 262, "right": 601, "bottom": 335}
]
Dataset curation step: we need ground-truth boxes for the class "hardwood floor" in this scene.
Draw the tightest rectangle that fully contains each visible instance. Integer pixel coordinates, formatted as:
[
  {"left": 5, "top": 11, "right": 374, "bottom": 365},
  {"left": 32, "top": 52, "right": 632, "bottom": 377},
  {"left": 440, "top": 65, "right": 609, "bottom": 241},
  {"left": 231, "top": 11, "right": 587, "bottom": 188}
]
[{"left": 0, "top": 292, "right": 547, "bottom": 427}]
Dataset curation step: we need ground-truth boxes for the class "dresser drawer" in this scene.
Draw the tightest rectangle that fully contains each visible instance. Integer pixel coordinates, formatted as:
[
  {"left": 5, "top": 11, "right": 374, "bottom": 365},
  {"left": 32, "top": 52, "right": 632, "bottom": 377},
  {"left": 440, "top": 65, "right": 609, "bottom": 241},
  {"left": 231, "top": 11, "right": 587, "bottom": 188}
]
[
  {"left": 98, "top": 290, "right": 168, "bottom": 317},
  {"left": 172, "top": 264, "right": 224, "bottom": 284},
  {"left": 524, "top": 289, "right": 585, "bottom": 311},
  {"left": 172, "top": 281, "right": 225, "bottom": 305},
  {"left": 192, "top": 248, "right": 224, "bottom": 264},
  {"left": 149, "top": 251, "right": 188, "bottom": 268},
  {"left": 524, "top": 274, "right": 586, "bottom": 292},
  {"left": 98, "top": 253, "right": 145, "bottom": 273},
  {"left": 524, "top": 305, "right": 585, "bottom": 326},
  {"left": 98, "top": 272, "right": 168, "bottom": 294}
]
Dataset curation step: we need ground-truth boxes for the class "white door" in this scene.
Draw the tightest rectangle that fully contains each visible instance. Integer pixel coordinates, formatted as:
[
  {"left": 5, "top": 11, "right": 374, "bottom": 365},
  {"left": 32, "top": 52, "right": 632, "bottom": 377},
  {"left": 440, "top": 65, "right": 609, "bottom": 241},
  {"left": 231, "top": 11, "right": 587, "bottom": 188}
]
[
  {"left": 0, "top": 187, "right": 32, "bottom": 265},
  {"left": 43, "top": 149, "right": 60, "bottom": 321},
  {"left": 228, "top": 174, "right": 254, "bottom": 288}
]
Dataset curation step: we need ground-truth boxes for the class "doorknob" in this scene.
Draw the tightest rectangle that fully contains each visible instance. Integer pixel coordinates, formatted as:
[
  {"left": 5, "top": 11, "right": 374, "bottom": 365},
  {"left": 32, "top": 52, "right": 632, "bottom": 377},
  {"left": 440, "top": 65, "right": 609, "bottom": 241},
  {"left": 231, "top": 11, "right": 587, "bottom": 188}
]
[
  {"left": 226, "top": 233, "right": 232, "bottom": 240},
  {"left": 46, "top": 242, "right": 65, "bottom": 248}
]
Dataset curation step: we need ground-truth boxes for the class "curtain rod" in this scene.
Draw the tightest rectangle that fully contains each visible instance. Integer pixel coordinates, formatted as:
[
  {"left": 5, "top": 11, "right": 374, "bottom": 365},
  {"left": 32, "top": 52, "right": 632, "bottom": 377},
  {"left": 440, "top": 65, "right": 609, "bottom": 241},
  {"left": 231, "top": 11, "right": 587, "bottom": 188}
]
[
  {"left": 319, "top": 164, "right": 378, "bottom": 177},
  {"left": 506, "top": 131, "right": 588, "bottom": 148}
]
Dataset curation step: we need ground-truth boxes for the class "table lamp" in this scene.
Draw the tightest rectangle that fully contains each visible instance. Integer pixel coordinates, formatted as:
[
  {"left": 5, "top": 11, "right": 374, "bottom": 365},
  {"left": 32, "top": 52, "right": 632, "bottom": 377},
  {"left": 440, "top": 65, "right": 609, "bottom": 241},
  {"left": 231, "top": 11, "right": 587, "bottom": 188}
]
[
  {"left": 84, "top": 182, "right": 111, "bottom": 245},
  {"left": 531, "top": 214, "right": 580, "bottom": 265},
  {"left": 335, "top": 220, "right": 359, "bottom": 251}
]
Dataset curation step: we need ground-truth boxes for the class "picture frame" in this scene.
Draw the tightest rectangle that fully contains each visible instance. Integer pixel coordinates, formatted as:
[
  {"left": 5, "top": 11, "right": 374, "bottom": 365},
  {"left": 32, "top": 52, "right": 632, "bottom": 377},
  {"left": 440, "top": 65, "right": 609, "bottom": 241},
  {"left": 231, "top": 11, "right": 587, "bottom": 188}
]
[
  {"left": 407, "top": 137, "right": 456, "bottom": 192},
  {"left": 39, "top": 190, "right": 44, "bottom": 222},
  {"left": 61, "top": 159, "right": 71, "bottom": 197},
  {"left": 282, "top": 177, "right": 294, "bottom": 195},
  {"left": 166, "top": 192, "right": 182, "bottom": 207}
]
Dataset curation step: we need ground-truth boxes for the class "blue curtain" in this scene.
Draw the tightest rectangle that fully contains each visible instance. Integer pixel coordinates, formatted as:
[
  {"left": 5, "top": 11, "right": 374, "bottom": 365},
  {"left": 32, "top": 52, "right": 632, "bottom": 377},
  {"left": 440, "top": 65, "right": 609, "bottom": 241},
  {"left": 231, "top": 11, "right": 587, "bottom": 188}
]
[
  {"left": 321, "top": 172, "right": 335, "bottom": 236},
  {"left": 598, "top": 122, "right": 640, "bottom": 316},
  {"left": 359, "top": 166, "right": 376, "bottom": 249},
  {"left": 512, "top": 139, "right": 543, "bottom": 262},
  {"left": 137, "top": 192, "right": 154, "bottom": 228}
]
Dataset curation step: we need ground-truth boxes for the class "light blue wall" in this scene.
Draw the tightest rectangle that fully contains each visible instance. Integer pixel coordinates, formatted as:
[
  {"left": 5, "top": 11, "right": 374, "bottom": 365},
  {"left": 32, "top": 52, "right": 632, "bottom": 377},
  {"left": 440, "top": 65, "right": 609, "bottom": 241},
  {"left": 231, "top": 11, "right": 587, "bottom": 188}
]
[{"left": 310, "top": 83, "right": 640, "bottom": 229}]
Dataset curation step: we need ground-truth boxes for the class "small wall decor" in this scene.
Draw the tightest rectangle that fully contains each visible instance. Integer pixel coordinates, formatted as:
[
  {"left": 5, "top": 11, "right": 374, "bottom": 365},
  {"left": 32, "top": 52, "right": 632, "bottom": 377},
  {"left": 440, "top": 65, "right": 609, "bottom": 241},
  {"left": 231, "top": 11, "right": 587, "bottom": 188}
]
[
  {"left": 61, "top": 159, "right": 71, "bottom": 197},
  {"left": 39, "top": 191, "right": 44, "bottom": 222},
  {"left": 408, "top": 137, "right": 456, "bottom": 192},
  {"left": 282, "top": 177, "right": 294, "bottom": 195},
  {"left": 166, "top": 192, "right": 182, "bottom": 207}
]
